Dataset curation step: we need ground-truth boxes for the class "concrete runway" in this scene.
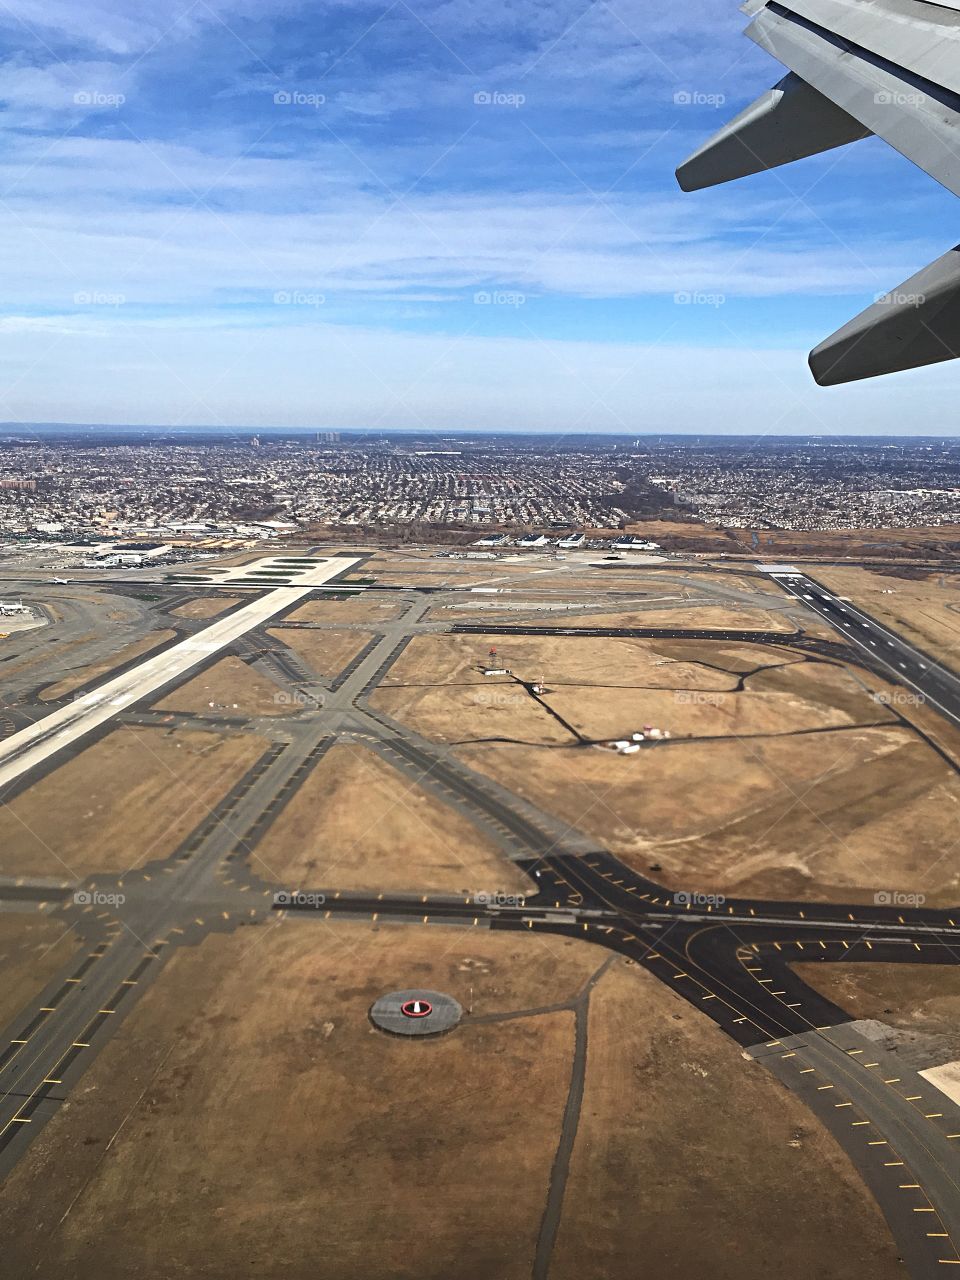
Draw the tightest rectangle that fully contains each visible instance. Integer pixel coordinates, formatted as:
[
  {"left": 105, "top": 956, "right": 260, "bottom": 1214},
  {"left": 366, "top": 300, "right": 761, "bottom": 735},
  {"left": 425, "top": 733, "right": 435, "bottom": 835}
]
[{"left": 0, "top": 556, "right": 358, "bottom": 791}]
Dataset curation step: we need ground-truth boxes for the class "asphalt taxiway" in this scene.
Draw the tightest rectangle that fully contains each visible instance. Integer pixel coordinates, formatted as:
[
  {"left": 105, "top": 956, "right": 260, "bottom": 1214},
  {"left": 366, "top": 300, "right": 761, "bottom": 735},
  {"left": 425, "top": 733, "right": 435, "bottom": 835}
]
[{"left": 1, "top": 562, "right": 959, "bottom": 1273}]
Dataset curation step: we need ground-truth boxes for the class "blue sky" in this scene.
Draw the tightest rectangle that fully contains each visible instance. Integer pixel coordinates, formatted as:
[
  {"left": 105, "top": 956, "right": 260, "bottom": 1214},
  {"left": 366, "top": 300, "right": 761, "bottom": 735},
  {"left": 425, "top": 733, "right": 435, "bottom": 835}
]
[{"left": 0, "top": 0, "right": 957, "bottom": 434}]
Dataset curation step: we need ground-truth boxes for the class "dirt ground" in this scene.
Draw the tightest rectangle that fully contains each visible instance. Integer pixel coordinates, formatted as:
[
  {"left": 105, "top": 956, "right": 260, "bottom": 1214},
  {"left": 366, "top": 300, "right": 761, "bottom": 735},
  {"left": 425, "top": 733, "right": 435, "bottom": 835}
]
[
  {"left": 436, "top": 603, "right": 797, "bottom": 631},
  {"left": 793, "top": 963, "right": 960, "bottom": 1064},
  {"left": 249, "top": 742, "right": 531, "bottom": 894},
  {"left": 0, "top": 921, "right": 901, "bottom": 1279},
  {"left": 169, "top": 596, "right": 240, "bottom": 619},
  {"left": 651, "top": 637, "right": 815, "bottom": 672},
  {"left": 382, "top": 632, "right": 751, "bottom": 691},
  {"left": 38, "top": 630, "right": 177, "bottom": 701},
  {"left": 153, "top": 656, "right": 291, "bottom": 717},
  {"left": 798, "top": 962, "right": 960, "bottom": 1059},
  {"left": 551, "top": 962, "right": 901, "bottom": 1280},
  {"left": 283, "top": 596, "right": 402, "bottom": 624},
  {"left": 374, "top": 655, "right": 886, "bottom": 745},
  {"left": 459, "top": 722, "right": 960, "bottom": 905},
  {"left": 0, "top": 728, "right": 267, "bottom": 879},
  {"left": 265, "top": 627, "right": 373, "bottom": 679},
  {"left": 372, "top": 682, "right": 573, "bottom": 744},
  {"left": 542, "top": 658, "right": 888, "bottom": 741},
  {"left": 0, "top": 922, "right": 587, "bottom": 1280},
  {"left": 850, "top": 666, "right": 960, "bottom": 771},
  {"left": 0, "top": 914, "right": 79, "bottom": 1031},
  {"left": 724, "top": 524, "right": 960, "bottom": 561},
  {"left": 813, "top": 565, "right": 960, "bottom": 668}
]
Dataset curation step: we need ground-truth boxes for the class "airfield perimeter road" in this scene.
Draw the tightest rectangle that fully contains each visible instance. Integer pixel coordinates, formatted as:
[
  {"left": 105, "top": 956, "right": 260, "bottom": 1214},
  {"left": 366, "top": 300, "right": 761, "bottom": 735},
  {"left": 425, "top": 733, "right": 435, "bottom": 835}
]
[{"left": 1, "top": 565, "right": 960, "bottom": 1274}]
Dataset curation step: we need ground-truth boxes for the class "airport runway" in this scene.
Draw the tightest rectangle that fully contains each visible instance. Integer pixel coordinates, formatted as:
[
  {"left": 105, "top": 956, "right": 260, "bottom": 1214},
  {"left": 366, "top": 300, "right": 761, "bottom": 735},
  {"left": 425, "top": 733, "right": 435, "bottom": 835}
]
[
  {"left": 0, "top": 556, "right": 358, "bottom": 793},
  {"left": 767, "top": 570, "right": 960, "bottom": 729}
]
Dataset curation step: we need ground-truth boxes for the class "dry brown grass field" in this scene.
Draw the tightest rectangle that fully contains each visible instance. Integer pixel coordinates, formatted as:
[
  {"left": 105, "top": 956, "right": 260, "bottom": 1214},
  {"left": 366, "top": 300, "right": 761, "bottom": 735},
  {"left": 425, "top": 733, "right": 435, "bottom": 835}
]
[{"left": 0, "top": 728, "right": 267, "bottom": 879}]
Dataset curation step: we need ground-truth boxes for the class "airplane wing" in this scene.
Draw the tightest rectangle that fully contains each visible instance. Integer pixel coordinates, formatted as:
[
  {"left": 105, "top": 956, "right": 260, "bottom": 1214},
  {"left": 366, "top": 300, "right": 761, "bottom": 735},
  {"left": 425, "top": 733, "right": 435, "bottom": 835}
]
[{"left": 677, "top": 0, "right": 960, "bottom": 383}]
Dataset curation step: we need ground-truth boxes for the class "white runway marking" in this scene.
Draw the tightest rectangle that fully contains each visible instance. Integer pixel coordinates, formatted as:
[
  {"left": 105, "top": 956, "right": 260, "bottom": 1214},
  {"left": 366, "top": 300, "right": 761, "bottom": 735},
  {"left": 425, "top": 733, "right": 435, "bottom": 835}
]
[{"left": 0, "top": 556, "right": 360, "bottom": 791}]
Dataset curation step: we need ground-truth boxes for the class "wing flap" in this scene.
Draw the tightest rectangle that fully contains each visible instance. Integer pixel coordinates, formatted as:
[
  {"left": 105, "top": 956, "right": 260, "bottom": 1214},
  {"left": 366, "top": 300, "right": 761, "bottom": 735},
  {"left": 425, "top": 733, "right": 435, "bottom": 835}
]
[
  {"left": 747, "top": 2, "right": 960, "bottom": 196},
  {"left": 774, "top": 0, "right": 960, "bottom": 98},
  {"left": 809, "top": 245, "right": 960, "bottom": 383}
]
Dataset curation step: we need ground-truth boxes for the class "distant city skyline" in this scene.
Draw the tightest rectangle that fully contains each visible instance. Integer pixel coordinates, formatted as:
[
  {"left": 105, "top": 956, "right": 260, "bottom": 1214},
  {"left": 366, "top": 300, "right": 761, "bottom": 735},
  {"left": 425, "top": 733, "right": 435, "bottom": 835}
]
[{"left": 0, "top": 0, "right": 957, "bottom": 433}]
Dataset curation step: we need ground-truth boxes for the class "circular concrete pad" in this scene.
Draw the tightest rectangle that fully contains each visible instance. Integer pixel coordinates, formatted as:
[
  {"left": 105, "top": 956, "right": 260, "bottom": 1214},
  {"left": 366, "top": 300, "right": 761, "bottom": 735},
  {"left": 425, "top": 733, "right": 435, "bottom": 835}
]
[{"left": 370, "top": 989, "right": 462, "bottom": 1037}]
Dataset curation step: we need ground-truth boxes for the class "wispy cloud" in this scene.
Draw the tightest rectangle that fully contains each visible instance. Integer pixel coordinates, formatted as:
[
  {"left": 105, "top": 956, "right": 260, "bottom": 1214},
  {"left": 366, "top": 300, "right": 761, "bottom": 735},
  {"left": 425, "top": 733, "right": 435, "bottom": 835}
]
[{"left": 0, "top": 0, "right": 953, "bottom": 430}]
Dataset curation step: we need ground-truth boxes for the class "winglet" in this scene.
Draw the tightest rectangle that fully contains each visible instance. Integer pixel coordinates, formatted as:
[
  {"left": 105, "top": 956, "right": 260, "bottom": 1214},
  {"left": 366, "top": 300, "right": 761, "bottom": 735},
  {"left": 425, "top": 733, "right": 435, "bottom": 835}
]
[
  {"left": 676, "top": 73, "right": 870, "bottom": 192},
  {"left": 810, "top": 245, "right": 960, "bottom": 385}
]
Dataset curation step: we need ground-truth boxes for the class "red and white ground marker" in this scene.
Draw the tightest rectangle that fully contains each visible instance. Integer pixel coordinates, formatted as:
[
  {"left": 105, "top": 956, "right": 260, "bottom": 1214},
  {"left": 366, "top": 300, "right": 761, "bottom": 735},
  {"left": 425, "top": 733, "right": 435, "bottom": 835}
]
[{"left": 401, "top": 999, "right": 433, "bottom": 1018}]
